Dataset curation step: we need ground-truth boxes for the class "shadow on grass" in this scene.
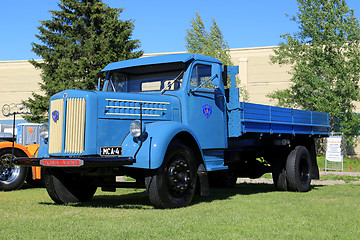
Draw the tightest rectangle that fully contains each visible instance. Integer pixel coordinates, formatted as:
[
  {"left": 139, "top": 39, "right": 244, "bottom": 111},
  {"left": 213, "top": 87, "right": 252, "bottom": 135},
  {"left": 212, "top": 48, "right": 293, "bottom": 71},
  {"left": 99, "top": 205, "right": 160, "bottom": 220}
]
[
  {"left": 194, "top": 183, "right": 276, "bottom": 205},
  {"left": 39, "top": 182, "right": 330, "bottom": 209},
  {"left": 40, "top": 190, "right": 153, "bottom": 210},
  {"left": 39, "top": 182, "right": 279, "bottom": 209}
]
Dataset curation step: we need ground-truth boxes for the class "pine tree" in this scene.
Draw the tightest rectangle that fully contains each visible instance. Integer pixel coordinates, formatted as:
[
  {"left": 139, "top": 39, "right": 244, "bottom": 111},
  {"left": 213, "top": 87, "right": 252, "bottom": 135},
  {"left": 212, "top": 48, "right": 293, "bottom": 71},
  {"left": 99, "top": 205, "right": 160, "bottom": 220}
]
[
  {"left": 24, "top": 0, "right": 142, "bottom": 122},
  {"left": 269, "top": 0, "right": 360, "bottom": 146}
]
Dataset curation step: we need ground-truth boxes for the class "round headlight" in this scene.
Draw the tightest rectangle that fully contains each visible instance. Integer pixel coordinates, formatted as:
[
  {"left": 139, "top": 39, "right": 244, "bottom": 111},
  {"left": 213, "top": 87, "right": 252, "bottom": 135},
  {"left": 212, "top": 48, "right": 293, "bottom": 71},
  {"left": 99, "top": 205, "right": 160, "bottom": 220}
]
[
  {"left": 40, "top": 124, "right": 49, "bottom": 139},
  {"left": 130, "top": 120, "right": 146, "bottom": 138}
]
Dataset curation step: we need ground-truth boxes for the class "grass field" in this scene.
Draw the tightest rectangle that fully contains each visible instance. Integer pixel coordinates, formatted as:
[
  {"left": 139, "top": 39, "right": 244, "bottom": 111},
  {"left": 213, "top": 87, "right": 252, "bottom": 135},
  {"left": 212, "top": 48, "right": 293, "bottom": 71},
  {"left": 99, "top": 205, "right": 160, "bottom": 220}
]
[
  {"left": 317, "top": 155, "right": 360, "bottom": 172},
  {"left": 1, "top": 183, "right": 359, "bottom": 239}
]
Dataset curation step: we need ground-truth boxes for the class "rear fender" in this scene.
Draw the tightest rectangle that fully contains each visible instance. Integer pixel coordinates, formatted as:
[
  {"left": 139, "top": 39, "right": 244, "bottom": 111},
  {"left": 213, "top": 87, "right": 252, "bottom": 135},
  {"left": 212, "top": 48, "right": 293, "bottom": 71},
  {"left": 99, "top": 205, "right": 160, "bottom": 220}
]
[{"left": 122, "top": 121, "right": 203, "bottom": 169}]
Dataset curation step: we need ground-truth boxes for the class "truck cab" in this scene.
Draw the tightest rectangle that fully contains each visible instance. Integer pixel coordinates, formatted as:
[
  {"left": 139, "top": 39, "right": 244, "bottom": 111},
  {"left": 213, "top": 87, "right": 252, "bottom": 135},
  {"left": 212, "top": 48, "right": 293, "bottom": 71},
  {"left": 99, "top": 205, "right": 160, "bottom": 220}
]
[{"left": 15, "top": 54, "right": 330, "bottom": 208}]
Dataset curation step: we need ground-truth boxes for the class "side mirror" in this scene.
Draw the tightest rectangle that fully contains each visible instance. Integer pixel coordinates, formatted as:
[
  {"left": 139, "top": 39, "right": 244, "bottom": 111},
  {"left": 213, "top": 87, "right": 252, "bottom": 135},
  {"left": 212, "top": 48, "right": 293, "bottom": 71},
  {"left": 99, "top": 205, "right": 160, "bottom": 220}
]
[{"left": 211, "top": 64, "right": 222, "bottom": 87}]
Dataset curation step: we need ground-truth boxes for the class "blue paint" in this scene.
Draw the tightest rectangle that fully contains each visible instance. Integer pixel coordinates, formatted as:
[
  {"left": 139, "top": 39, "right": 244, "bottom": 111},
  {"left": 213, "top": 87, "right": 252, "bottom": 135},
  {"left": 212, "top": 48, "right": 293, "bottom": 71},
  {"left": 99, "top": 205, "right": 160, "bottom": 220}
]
[{"left": 35, "top": 53, "right": 330, "bottom": 174}]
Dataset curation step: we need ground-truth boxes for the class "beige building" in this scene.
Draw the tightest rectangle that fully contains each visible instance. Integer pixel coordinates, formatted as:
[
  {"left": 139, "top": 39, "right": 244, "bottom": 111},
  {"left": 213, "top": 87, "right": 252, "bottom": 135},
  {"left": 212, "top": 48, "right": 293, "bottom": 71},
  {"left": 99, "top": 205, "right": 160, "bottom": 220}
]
[
  {"left": 1, "top": 46, "right": 358, "bottom": 153},
  {"left": 0, "top": 46, "right": 291, "bottom": 123},
  {"left": 0, "top": 60, "right": 43, "bottom": 125}
]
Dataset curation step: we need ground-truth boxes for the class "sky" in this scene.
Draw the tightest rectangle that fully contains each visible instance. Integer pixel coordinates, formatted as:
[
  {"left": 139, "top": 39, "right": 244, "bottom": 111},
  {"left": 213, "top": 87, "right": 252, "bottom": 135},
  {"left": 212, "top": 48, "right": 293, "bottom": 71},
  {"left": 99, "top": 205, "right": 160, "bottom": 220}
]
[{"left": 1, "top": 0, "right": 360, "bottom": 61}]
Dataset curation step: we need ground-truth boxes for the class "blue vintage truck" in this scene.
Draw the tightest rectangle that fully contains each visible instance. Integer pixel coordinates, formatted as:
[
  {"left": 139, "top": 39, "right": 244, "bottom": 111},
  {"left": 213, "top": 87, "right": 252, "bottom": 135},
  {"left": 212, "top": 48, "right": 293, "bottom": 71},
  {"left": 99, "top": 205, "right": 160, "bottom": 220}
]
[{"left": 15, "top": 54, "right": 330, "bottom": 208}]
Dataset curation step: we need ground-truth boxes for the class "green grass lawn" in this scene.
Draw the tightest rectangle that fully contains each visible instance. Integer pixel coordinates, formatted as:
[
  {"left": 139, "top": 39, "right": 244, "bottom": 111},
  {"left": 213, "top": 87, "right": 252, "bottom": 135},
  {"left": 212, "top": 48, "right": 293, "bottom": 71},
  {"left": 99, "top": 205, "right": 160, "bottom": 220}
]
[
  {"left": 317, "top": 155, "right": 360, "bottom": 172},
  {"left": 1, "top": 183, "right": 359, "bottom": 239}
]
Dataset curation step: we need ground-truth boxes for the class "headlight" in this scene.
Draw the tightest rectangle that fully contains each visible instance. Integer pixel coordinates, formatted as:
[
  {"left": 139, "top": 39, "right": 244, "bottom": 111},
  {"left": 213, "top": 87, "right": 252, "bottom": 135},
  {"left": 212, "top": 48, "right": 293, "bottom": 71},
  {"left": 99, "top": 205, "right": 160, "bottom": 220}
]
[
  {"left": 40, "top": 124, "right": 49, "bottom": 139},
  {"left": 130, "top": 120, "right": 145, "bottom": 138}
]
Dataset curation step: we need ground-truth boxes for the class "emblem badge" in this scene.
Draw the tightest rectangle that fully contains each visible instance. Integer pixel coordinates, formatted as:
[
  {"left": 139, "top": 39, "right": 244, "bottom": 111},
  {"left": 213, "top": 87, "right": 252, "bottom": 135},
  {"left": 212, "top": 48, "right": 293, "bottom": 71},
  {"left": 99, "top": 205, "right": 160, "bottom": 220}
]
[
  {"left": 52, "top": 110, "right": 59, "bottom": 122},
  {"left": 202, "top": 104, "right": 212, "bottom": 119}
]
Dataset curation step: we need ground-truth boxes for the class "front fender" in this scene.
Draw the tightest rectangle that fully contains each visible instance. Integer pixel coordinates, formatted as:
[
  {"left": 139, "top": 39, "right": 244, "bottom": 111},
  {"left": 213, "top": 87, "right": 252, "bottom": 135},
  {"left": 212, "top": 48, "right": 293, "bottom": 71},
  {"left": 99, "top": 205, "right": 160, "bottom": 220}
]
[
  {"left": 0, "top": 142, "right": 32, "bottom": 157},
  {"left": 122, "top": 121, "right": 203, "bottom": 169}
]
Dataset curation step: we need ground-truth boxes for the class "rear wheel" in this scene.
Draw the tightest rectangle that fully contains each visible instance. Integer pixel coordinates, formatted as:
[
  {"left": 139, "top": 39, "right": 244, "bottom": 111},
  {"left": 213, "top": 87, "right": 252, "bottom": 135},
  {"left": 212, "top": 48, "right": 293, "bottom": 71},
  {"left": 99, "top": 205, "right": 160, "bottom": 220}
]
[
  {"left": 0, "top": 149, "right": 27, "bottom": 191},
  {"left": 145, "top": 140, "right": 197, "bottom": 209},
  {"left": 286, "top": 146, "right": 312, "bottom": 192},
  {"left": 44, "top": 168, "right": 97, "bottom": 204}
]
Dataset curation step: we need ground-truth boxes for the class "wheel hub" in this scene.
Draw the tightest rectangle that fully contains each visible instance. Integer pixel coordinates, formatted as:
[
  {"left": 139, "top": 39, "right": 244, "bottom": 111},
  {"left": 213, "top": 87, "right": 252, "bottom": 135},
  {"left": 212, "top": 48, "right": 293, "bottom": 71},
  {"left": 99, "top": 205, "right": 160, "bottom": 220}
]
[
  {"left": 0, "top": 153, "right": 20, "bottom": 183},
  {"left": 167, "top": 158, "right": 191, "bottom": 196}
]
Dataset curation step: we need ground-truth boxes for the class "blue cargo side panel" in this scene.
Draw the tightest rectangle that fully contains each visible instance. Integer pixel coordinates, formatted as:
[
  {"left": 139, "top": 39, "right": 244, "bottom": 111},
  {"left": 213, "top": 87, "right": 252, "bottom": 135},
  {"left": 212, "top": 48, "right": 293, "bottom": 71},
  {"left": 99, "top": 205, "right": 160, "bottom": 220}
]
[{"left": 228, "top": 102, "right": 330, "bottom": 137}]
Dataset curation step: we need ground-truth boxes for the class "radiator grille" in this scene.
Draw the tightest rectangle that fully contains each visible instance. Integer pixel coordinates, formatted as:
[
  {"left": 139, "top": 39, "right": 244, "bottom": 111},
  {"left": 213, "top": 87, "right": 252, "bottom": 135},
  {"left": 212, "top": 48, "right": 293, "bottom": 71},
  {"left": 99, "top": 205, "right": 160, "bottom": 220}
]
[
  {"left": 49, "top": 99, "right": 64, "bottom": 154},
  {"left": 48, "top": 97, "right": 86, "bottom": 154},
  {"left": 65, "top": 98, "right": 86, "bottom": 153},
  {"left": 105, "top": 99, "right": 169, "bottom": 117}
]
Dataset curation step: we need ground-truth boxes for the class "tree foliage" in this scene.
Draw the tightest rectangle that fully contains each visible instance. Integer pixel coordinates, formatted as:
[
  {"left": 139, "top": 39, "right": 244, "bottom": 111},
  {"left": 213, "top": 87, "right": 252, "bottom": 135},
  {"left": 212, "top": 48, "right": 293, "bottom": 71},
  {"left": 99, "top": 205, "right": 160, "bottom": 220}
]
[
  {"left": 185, "top": 13, "right": 248, "bottom": 101},
  {"left": 24, "top": 0, "right": 142, "bottom": 122},
  {"left": 269, "top": 0, "right": 360, "bottom": 146},
  {"left": 185, "top": 12, "right": 232, "bottom": 66}
]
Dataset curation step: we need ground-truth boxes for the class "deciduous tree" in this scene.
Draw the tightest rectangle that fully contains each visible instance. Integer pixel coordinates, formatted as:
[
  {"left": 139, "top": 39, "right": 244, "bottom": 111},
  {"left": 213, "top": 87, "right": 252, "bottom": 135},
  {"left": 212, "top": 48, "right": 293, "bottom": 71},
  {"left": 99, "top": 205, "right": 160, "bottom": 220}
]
[
  {"left": 185, "top": 12, "right": 248, "bottom": 100},
  {"left": 269, "top": 0, "right": 360, "bottom": 146}
]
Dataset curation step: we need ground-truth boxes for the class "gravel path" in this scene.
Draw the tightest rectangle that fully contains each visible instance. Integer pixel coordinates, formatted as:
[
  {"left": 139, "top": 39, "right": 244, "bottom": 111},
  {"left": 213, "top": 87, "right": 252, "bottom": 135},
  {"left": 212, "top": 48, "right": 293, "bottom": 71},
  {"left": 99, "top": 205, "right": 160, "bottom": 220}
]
[{"left": 237, "top": 171, "right": 360, "bottom": 185}]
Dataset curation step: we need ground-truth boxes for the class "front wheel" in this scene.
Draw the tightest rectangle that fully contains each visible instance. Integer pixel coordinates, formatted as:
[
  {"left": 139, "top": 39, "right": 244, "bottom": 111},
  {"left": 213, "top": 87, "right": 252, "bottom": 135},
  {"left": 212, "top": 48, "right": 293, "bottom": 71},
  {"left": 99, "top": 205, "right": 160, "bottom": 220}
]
[
  {"left": 145, "top": 140, "right": 197, "bottom": 209},
  {"left": 0, "top": 149, "right": 27, "bottom": 191},
  {"left": 44, "top": 168, "right": 97, "bottom": 204}
]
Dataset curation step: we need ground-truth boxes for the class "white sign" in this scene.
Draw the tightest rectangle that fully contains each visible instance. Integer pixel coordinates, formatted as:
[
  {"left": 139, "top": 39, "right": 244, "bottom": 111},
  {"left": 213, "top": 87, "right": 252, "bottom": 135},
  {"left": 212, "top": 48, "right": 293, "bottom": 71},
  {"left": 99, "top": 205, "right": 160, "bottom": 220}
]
[{"left": 325, "top": 136, "right": 343, "bottom": 162}]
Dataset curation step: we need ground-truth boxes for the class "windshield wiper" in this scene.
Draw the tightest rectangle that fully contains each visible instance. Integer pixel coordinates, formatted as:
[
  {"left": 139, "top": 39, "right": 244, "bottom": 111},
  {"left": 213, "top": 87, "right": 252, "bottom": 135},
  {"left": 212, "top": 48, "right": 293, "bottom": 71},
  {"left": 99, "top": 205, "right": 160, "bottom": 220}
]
[{"left": 160, "top": 70, "right": 185, "bottom": 94}]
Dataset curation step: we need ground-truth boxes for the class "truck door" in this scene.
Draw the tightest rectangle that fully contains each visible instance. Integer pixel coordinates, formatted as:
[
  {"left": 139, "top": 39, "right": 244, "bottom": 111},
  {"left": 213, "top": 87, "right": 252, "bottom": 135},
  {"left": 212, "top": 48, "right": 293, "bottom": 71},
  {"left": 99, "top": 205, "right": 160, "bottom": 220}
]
[{"left": 187, "top": 63, "right": 227, "bottom": 149}]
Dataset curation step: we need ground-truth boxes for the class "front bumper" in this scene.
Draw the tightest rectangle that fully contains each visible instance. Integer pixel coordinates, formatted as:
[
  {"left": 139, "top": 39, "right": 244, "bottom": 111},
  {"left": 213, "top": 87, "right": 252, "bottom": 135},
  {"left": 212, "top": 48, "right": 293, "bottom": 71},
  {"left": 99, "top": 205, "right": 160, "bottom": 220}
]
[{"left": 14, "top": 156, "right": 135, "bottom": 168}]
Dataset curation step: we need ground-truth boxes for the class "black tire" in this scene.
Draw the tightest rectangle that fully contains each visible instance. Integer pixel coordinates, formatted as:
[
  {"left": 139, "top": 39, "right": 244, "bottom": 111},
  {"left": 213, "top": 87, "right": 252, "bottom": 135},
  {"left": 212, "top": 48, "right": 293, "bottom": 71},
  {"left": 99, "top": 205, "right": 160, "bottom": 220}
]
[
  {"left": 44, "top": 168, "right": 97, "bottom": 204},
  {"left": 286, "top": 146, "right": 312, "bottom": 192},
  {"left": 0, "top": 149, "right": 28, "bottom": 191},
  {"left": 145, "top": 140, "right": 197, "bottom": 209}
]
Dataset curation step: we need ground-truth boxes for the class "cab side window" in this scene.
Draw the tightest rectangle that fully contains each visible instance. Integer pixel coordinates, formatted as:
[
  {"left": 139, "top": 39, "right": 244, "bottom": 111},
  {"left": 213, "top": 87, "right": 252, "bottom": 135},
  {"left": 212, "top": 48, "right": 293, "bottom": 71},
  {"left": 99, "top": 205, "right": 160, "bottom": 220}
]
[{"left": 190, "top": 64, "right": 214, "bottom": 89}]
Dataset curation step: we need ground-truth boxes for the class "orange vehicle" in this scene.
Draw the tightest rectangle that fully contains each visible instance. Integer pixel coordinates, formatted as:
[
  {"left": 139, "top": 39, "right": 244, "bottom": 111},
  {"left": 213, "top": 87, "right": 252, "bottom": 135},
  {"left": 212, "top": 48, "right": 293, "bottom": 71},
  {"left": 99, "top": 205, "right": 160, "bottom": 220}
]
[{"left": 0, "top": 140, "right": 41, "bottom": 191}]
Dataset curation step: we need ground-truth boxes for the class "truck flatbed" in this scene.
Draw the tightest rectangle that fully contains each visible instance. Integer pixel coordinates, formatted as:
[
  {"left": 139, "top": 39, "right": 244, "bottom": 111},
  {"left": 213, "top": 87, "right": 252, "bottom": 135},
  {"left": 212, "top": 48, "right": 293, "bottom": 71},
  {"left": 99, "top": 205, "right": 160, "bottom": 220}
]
[{"left": 238, "top": 102, "right": 330, "bottom": 136}]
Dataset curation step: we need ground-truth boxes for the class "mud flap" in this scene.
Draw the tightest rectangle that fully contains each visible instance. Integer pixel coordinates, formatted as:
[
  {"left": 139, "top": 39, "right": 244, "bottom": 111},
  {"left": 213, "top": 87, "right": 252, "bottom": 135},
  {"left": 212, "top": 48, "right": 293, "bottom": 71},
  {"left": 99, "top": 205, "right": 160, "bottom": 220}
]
[{"left": 197, "top": 164, "right": 210, "bottom": 196}]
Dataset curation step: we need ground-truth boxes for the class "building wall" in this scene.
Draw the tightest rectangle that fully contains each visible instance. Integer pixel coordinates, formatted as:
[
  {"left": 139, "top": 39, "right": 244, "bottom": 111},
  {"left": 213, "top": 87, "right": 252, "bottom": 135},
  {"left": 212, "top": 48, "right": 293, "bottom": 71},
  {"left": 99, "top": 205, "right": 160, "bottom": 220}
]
[
  {"left": 1, "top": 47, "right": 358, "bottom": 154},
  {"left": 0, "top": 48, "right": 288, "bottom": 123},
  {"left": 0, "top": 60, "right": 42, "bottom": 122},
  {"left": 229, "top": 46, "right": 292, "bottom": 105}
]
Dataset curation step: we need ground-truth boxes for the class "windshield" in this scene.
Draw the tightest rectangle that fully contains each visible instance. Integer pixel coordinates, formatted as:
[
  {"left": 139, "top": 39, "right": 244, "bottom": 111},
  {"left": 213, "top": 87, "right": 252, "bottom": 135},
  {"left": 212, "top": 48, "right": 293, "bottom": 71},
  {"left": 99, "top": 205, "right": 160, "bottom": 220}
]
[{"left": 104, "top": 68, "right": 185, "bottom": 93}]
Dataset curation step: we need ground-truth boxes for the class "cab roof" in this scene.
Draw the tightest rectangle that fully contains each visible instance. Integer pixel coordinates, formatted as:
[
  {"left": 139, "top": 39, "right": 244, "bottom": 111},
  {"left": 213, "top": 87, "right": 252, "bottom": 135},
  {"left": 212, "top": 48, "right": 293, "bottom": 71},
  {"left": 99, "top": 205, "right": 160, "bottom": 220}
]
[{"left": 101, "top": 53, "right": 222, "bottom": 72}]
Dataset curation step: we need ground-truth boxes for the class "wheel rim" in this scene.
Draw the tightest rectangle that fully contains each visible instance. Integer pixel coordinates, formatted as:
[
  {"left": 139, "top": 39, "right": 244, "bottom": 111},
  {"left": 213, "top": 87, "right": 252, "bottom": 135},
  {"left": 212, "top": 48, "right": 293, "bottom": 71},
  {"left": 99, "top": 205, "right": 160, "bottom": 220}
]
[
  {"left": 299, "top": 155, "right": 310, "bottom": 184},
  {"left": 0, "top": 153, "right": 21, "bottom": 184},
  {"left": 166, "top": 158, "right": 192, "bottom": 197}
]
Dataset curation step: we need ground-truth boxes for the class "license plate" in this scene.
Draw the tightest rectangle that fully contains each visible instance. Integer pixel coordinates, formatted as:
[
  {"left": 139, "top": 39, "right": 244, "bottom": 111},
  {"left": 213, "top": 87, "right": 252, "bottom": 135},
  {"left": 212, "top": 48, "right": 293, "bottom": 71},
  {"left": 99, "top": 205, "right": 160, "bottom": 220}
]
[{"left": 100, "top": 146, "right": 122, "bottom": 156}]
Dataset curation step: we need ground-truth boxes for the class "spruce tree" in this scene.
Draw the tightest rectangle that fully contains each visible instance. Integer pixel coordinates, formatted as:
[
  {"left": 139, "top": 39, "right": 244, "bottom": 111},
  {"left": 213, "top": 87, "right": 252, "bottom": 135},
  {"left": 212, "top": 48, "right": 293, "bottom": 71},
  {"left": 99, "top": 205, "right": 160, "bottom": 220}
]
[
  {"left": 24, "top": 0, "right": 142, "bottom": 122},
  {"left": 269, "top": 0, "right": 360, "bottom": 146}
]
